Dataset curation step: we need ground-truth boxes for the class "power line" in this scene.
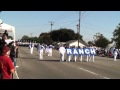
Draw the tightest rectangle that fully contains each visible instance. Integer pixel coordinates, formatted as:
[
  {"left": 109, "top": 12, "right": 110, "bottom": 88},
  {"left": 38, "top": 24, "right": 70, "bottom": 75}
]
[
  {"left": 51, "top": 11, "right": 77, "bottom": 23},
  {"left": 51, "top": 11, "right": 69, "bottom": 21},
  {"left": 16, "top": 23, "right": 49, "bottom": 28},
  {"left": 82, "top": 23, "right": 112, "bottom": 34}
]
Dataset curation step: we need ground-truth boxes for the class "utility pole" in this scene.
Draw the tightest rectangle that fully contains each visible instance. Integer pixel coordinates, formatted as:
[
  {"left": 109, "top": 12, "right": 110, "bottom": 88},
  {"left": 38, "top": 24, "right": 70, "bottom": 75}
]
[
  {"left": 30, "top": 33, "right": 33, "bottom": 38},
  {"left": 49, "top": 21, "right": 54, "bottom": 32},
  {"left": 78, "top": 11, "right": 81, "bottom": 47},
  {"left": 76, "top": 24, "right": 79, "bottom": 47},
  {"left": 76, "top": 24, "right": 79, "bottom": 36}
]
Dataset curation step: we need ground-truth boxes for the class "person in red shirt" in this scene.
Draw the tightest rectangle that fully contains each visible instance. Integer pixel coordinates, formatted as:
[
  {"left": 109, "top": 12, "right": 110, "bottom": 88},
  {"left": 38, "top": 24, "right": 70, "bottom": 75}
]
[{"left": 0, "top": 46, "right": 15, "bottom": 79}]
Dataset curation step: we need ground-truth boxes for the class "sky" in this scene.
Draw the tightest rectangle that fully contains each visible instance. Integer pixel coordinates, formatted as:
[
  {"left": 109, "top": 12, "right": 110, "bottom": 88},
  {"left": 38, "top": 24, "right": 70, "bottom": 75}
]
[{"left": 0, "top": 11, "right": 120, "bottom": 43}]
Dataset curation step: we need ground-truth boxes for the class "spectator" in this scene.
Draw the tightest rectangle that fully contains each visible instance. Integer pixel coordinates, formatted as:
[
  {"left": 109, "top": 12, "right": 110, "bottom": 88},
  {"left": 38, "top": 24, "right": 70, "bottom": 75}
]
[
  {"left": 0, "top": 46, "right": 15, "bottom": 79},
  {"left": 15, "top": 42, "right": 19, "bottom": 58},
  {"left": 0, "top": 39, "right": 7, "bottom": 55},
  {"left": 8, "top": 41, "right": 17, "bottom": 67},
  {"left": 2, "top": 30, "right": 8, "bottom": 40},
  {"left": 3, "top": 30, "right": 8, "bottom": 39}
]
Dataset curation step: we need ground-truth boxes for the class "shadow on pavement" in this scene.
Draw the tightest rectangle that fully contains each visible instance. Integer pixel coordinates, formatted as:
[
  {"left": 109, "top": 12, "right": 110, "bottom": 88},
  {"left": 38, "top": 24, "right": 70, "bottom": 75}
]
[
  {"left": 38, "top": 60, "right": 60, "bottom": 62},
  {"left": 20, "top": 57, "right": 38, "bottom": 59}
]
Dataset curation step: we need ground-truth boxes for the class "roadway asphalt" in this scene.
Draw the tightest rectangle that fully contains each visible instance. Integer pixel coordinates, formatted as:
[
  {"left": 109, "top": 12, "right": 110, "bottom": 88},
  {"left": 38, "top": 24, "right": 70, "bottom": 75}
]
[{"left": 13, "top": 47, "right": 120, "bottom": 79}]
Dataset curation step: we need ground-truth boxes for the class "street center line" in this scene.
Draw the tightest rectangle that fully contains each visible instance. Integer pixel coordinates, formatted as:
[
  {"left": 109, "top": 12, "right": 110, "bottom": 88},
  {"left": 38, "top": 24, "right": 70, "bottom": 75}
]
[
  {"left": 78, "top": 67, "right": 110, "bottom": 79},
  {"left": 79, "top": 68, "right": 99, "bottom": 75},
  {"left": 102, "top": 77, "right": 110, "bottom": 79}
]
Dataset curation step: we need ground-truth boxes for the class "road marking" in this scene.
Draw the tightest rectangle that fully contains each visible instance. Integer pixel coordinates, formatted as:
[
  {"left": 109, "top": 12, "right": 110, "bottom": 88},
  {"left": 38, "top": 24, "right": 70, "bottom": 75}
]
[
  {"left": 15, "top": 68, "right": 19, "bottom": 79},
  {"left": 102, "top": 77, "right": 110, "bottom": 79},
  {"left": 79, "top": 67, "right": 110, "bottom": 79},
  {"left": 62, "top": 62, "right": 111, "bottom": 79},
  {"left": 79, "top": 68, "right": 99, "bottom": 75},
  {"left": 14, "top": 53, "right": 21, "bottom": 79}
]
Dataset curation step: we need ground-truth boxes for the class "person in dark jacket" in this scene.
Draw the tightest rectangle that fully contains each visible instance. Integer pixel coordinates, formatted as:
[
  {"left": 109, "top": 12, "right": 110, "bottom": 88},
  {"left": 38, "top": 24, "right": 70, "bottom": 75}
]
[
  {"left": 8, "top": 41, "right": 19, "bottom": 68},
  {"left": 15, "top": 43, "right": 19, "bottom": 58}
]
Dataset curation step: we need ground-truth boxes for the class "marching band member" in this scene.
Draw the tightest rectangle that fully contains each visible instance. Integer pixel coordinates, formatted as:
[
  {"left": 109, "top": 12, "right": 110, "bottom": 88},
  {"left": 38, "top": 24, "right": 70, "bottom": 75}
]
[
  {"left": 59, "top": 44, "right": 66, "bottom": 62},
  {"left": 38, "top": 44, "right": 45, "bottom": 60},
  {"left": 85, "top": 46, "right": 89, "bottom": 62},
  {"left": 90, "top": 45, "right": 95, "bottom": 62},
  {"left": 45, "top": 45, "right": 49, "bottom": 55},
  {"left": 78, "top": 46, "right": 83, "bottom": 62},
  {"left": 29, "top": 43, "right": 34, "bottom": 54},
  {"left": 66, "top": 46, "right": 72, "bottom": 62},
  {"left": 45, "top": 45, "right": 48, "bottom": 53},
  {"left": 72, "top": 46, "right": 78, "bottom": 62},
  {"left": 48, "top": 45, "right": 53, "bottom": 56},
  {"left": 82, "top": 46, "right": 87, "bottom": 62}
]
